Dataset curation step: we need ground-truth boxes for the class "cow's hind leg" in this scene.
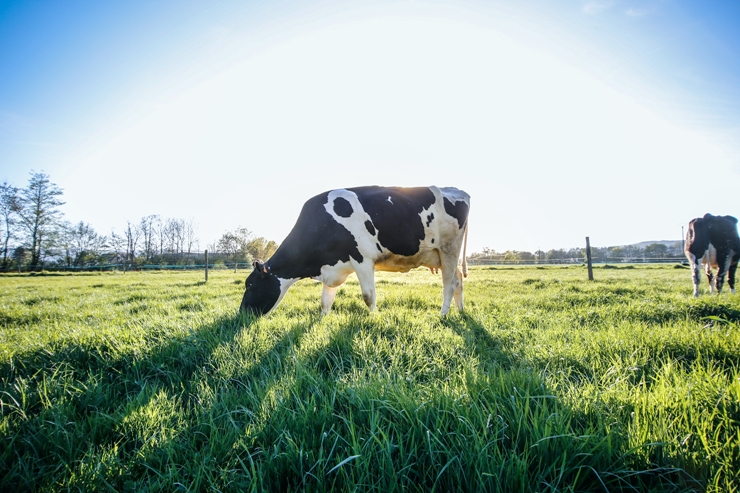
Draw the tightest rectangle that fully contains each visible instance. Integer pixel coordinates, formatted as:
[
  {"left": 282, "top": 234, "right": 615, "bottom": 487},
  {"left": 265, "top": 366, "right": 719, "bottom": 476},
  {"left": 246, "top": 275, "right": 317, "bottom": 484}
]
[
  {"left": 321, "top": 284, "right": 338, "bottom": 315},
  {"left": 440, "top": 253, "right": 462, "bottom": 315},
  {"left": 728, "top": 257, "right": 738, "bottom": 295},
  {"left": 704, "top": 258, "right": 715, "bottom": 294},
  {"left": 715, "top": 252, "right": 732, "bottom": 294},
  {"left": 452, "top": 267, "right": 464, "bottom": 312}
]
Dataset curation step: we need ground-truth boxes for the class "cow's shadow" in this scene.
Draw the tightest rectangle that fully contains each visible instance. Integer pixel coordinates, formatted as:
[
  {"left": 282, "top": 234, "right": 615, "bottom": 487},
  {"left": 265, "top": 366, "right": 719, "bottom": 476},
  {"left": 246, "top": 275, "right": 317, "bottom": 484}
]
[{"left": 0, "top": 307, "right": 322, "bottom": 490}]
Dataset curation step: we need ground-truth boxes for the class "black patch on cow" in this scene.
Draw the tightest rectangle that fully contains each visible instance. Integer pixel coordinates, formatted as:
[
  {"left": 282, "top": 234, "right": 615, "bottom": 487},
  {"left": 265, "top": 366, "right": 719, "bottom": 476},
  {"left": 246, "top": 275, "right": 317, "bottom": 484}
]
[
  {"left": 687, "top": 214, "right": 740, "bottom": 258},
  {"left": 240, "top": 268, "right": 281, "bottom": 315},
  {"left": 353, "top": 186, "right": 436, "bottom": 256},
  {"left": 444, "top": 197, "right": 469, "bottom": 229},
  {"left": 267, "top": 192, "right": 363, "bottom": 280},
  {"left": 365, "top": 220, "right": 376, "bottom": 236},
  {"left": 333, "top": 197, "right": 353, "bottom": 218},
  {"left": 431, "top": 238, "right": 434, "bottom": 244},
  {"left": 376, "top": 243, "right": 382, "bottom": 252},
  {"left": 426, "top": 213, "right": 434, "bottom": 227}
]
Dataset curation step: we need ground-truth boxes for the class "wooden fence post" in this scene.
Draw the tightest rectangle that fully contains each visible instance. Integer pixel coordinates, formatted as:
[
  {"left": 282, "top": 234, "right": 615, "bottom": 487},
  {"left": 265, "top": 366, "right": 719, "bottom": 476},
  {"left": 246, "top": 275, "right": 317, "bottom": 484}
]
[
  {"left": 205, "top": 250, "right": 208, "bottom": 282},
  {"left": 585, "top": 237, "right": 594, "bottom": 281}
]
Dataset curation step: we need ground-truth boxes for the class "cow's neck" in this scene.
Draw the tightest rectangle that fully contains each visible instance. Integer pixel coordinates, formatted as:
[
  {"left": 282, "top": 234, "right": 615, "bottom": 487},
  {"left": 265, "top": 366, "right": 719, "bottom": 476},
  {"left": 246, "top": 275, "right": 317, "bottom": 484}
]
[
  {"left": 263, "top": 255, "right": 301, "bottom": 312},
  {"left": 264, "top": 247, "right": 306, "bottom": 281}
]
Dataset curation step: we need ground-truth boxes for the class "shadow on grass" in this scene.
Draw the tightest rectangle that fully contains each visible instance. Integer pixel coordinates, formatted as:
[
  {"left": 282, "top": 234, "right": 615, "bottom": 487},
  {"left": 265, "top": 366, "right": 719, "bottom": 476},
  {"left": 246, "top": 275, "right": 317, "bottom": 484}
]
[
  {"left": 0, "top": 303, "right": 712, "bottom": 492},
  {"left": 0, "top": 310, "right": 278, "bottom": 491},
  {"left": 439, "top": 311, "right": 702, "bottom": 492}
]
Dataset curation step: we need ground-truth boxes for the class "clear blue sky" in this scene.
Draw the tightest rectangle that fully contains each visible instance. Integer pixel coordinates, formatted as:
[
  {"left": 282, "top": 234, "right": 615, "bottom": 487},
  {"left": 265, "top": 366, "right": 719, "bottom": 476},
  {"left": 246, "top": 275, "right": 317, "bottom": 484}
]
[{"left": 1, "top": 0, "right": 739, "bottom": 253}]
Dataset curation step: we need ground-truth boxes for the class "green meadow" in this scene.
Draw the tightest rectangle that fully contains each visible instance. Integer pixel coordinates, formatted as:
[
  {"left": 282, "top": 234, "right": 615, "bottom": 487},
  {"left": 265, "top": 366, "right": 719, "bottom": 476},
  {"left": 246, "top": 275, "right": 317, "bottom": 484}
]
[{"left": 1, "top": 266, "right": 738, "bottom": 492}]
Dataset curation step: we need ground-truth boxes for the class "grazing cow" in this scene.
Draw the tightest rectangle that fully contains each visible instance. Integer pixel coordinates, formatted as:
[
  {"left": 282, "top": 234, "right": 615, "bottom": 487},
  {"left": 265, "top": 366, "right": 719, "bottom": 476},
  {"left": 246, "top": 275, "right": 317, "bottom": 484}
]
[
  {"left": 684, "top": 213, "right": 739, "bottom": 297},
  {"left": 240, "top": 186, "right": 470, "bottom": 316}
]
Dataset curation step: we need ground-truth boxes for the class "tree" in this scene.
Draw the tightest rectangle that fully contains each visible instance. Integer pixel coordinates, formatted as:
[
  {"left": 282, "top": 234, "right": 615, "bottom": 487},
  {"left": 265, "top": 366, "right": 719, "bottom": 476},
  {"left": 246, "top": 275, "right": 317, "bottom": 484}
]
[
  {"left": 670, "top": 242, "right": 683, "bottom": 256},
  {"left": 124, "top": 220, "right": 141, "bottom": 263},
  {"left": 59, "top": 221, "right": 107, "bottom": 267},
  {"left": 644, "top": 243, "right": 668, "bottom": 258},
  {"left": 161, "top": 217, "right": 190, "bottom": 256},
  {"left": 12, "top": 246, "right": 31, "bottom": 269},
  {"left": 16, "top": 172, "right": 65, "bottom": 270},
  {"left": 216, "top": 227, "right": 254, "bottom": 262},
  {"left": 184, "top": 218, "right": 197, "bottom": 255},
  {"left": 609, "top": 246, "right": 625, "bottom": 259},
  {"left": 246, "top": 236, "right": 278, "bottom": 261},
  {"left": 108, "top": 230, "right": 127, "bottom": 263},
  {"left": 546, "top": 249, "right": 565, "bottom": 261},
  {"left": 139, "top": 215, "right": 159, "bottom": 260},
  {"left": 516, "top": 250, "right": 535, "bottom": 262},
  {"left": 0, "top": 182, "right": 20, "bottom": 269}
]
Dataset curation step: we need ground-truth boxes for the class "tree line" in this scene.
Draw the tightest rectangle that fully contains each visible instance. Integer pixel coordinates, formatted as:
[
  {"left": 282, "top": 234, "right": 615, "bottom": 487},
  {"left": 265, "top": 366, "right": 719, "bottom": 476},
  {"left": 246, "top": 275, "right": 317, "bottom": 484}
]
[
  {"left": 1, "top": 171, "right": 278, "bottom": 271},
  {"left": 469, "top": 242, "right": 685, "bottom": 264}
]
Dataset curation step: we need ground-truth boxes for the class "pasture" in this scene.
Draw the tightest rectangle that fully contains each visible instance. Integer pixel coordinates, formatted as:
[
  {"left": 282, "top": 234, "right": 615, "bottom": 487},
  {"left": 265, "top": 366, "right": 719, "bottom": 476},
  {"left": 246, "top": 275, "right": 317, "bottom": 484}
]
[{"left": 1, "top": 266, "right": 738, "bottom": 492}]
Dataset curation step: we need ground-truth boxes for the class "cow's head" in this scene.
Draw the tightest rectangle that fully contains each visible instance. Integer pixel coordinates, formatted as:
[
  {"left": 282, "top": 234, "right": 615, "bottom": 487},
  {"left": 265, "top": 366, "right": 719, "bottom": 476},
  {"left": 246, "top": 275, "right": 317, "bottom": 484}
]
[{"left": 239, "top": 261, "right": 281, "bottom": 316}]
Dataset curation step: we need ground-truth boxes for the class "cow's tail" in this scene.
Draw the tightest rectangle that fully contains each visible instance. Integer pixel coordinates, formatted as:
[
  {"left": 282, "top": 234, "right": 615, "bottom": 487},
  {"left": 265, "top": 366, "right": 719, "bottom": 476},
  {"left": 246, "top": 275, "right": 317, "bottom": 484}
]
[{"left": 461, "top": 220, "right": 469, "bottom": 278}]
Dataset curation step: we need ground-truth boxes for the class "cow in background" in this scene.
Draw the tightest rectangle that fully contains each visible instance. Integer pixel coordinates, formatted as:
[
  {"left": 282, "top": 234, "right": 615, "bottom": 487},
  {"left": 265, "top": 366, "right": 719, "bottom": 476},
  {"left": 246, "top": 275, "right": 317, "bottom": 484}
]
[
  {"left": 240, "top": 186, "right": 470, "bottom": 316},
  {"left": 684, "top": 214, "right": 739, "bottom": 296}
]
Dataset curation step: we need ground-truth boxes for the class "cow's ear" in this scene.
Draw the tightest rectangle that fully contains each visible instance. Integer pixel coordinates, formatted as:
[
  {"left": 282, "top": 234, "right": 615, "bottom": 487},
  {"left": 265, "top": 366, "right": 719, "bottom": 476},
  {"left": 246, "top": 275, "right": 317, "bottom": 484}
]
[{"left": 253, "top": 260, "right": 269, "bottom": 275}]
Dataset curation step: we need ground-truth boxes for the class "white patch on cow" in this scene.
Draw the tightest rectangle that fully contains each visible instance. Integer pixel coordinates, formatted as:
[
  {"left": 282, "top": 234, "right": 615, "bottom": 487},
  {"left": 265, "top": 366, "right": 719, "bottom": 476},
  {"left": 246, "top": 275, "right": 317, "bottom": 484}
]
[
  {"left": 705, "top": 244, "right": 717, "bottom": 293},
  {"left": 266, "top": 277, "right": 300, "bottom": 315},
  {"left": 324, "top": 190, "right": 381, "bottom": 265},
  {"left": 387, "top": 196, "right": 393, "bottom": 204},
  {"left": 439, "top": 187, "right": 469, "bottom": 204},
  {"left": 314, "top": 261, "right": 355, "bottom": 315},
  {"left": 314, "top": 260, "right": 354, "bottom": 288},
  {"left": 688, "top": 252, "right": 701, "bottom": 297}
]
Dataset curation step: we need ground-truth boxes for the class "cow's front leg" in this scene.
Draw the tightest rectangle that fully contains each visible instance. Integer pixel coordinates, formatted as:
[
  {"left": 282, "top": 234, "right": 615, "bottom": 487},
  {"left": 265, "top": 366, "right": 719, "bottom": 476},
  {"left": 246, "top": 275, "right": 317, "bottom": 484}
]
[
  {"left": 321, "top": 284, "right": 338, "bottom": 315},
  {"left": 689, "top": 254, "right": 701, "bottom": 297},
  {"left": 353, "top": 262, "right": 376, "bottom": 311}
]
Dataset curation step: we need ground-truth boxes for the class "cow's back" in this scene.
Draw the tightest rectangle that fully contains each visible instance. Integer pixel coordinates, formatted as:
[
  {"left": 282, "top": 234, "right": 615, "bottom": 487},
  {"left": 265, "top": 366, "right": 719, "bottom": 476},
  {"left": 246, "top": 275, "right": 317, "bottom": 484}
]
[{"left": 708, "top": 215, "right": 740, "bottom": 254}]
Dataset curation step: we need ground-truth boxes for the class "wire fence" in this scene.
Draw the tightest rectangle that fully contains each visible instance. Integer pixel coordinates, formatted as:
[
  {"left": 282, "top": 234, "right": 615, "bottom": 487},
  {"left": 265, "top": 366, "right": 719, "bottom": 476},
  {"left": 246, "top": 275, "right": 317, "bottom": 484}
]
[
  {"left": 1, "top": 257, "right": 690, "bottom": 273},
  {"left": 467, "top": 257, "right": 688, "bottom": 266},
  {"left": 0, "top": 250, "right": 255, "bottom": 273}
]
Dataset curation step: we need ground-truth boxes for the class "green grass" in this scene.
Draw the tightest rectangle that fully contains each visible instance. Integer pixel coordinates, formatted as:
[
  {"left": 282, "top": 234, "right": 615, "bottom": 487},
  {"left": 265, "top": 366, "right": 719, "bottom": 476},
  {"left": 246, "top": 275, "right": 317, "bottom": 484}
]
[{"left": 1, "top": 265, "right": 738, "bottom": 492}]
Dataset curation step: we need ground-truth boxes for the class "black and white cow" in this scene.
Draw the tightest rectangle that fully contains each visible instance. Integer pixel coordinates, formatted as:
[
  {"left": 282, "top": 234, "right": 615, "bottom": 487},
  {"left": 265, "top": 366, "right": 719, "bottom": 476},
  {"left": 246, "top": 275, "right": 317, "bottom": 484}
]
[
  {"left": 685, "top": 213, "right": 739, "bottom": 297},
  {"left": 239, "top": 186, "right": 470, "bottom": 316}
]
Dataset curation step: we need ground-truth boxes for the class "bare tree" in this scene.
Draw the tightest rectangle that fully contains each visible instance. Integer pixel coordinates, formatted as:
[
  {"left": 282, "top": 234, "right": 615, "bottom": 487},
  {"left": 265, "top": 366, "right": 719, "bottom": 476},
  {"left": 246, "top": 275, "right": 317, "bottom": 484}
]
[
  {"left": 139, "top": 215, "right": 159, "bottom": 260},
  {"left": 153, "top": 216, "right": 164, "bottom": 255},
  {"left": 184, "top": 218, "right": 197, "bottom": 255},
  {"left": 0, "top": 182, "right": 20, "bottom": 269},
  {"left": 159, "top": 217, "right": 193, "bottom": 256},
  {"left": 16, "top": 171, "right": 65, "bottom": 270},
  {"left": 124, "top": 220, "right": 141, "bottom": 263}
]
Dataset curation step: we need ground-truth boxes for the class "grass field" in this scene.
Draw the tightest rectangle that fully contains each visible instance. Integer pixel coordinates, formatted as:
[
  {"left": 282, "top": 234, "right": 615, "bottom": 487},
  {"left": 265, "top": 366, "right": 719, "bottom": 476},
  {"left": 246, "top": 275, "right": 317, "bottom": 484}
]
[{"left": 1, "top": 265, "right": 739, "bottom": 492}]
